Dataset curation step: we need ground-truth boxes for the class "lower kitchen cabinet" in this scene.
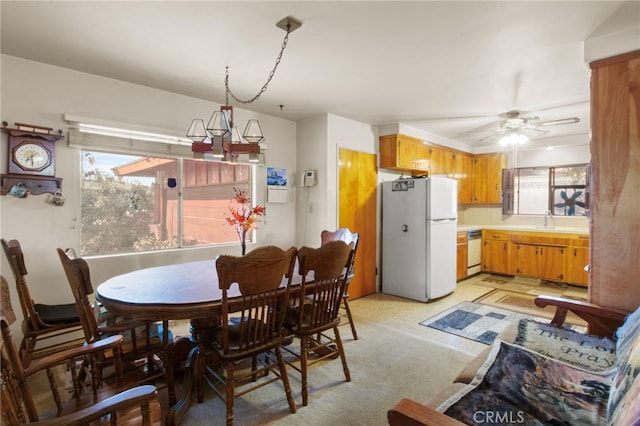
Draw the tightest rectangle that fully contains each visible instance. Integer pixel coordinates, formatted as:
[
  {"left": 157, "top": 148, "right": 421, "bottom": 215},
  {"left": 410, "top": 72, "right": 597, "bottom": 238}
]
[
  {"left": 482, "top": 230, "right": 511, "bottom": 275},
  {"left": 482, "top": 229, "right": 589, "bottom": 286},
  {"left": 515, "top": 244, "right": 566, "bottom": 282},
  {"left": 567, "top": 241, "right": 589, "bottom": 287},
  {"left": 456, "top": 231, "right": 468, "bottom": 281}
]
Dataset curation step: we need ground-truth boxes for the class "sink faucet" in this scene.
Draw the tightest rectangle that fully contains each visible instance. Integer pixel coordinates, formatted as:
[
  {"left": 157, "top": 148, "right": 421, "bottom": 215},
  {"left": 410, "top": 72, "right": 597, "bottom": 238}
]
[{"left": 544, "top": 210, "right": 555, "bottom": 229}]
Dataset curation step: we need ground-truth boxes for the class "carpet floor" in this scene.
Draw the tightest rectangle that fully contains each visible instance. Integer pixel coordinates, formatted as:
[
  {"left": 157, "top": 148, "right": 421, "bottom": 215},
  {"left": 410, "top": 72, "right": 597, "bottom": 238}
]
[{"left": 174, "top": 316, "right": 473, "bottom": 426}]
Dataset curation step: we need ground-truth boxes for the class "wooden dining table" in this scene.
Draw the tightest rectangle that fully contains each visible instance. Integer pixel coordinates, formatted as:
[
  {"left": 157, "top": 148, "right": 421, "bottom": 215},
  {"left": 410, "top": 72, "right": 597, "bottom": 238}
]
[{"left": 96, "top": 259, "right": 306, "bottom": 425}]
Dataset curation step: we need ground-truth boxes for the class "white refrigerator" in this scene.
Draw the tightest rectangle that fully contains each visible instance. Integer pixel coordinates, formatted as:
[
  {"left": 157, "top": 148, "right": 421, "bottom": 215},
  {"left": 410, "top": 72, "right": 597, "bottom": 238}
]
[{"left": 382, "top": 176, "right": 458, "bottom": 302}]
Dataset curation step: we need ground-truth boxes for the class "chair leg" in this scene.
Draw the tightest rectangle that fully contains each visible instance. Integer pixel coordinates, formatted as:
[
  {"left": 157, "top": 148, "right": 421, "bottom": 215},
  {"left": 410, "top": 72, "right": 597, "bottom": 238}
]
[
  {"left": 342, "top": 297, "right": 358, "bottom": 340},
  {"left": 275, "top": 346, "right": 297, "bottom": 414},
  {"left": 333, "top": 326, "right": 351, "bottom": 382},
  {"left": 300, "top": 335, "right": 310, "bottom": 406},
  {"left": 225, "top": 362, "right": 235, "bottom": 426}
]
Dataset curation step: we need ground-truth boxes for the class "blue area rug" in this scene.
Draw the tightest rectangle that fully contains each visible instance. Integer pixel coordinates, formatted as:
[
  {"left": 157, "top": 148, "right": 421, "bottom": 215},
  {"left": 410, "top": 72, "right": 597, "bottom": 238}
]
[{"left": 420, "top": 301, "right": 542, "bottom": 345}]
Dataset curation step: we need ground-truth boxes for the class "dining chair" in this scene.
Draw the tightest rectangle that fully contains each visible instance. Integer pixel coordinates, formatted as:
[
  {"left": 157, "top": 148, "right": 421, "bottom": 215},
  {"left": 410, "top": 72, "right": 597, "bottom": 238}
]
[
  {"left": 0, "top": 275, "right": 162, "bottom": 425},
  {"left": 320, "top": 228, "right": 359, "bottom": 339},
  {"left": 55, "top": 248, "right": 172, "bottom": 393},
  {"left": 198, "top": 245, "right": 298, "bottom": 426},
  {"left": 282, "top": 240, "right": 355, "bottom": 406},
  {"left": 1, "top": 238, "right": 82, "bottom": 367}
]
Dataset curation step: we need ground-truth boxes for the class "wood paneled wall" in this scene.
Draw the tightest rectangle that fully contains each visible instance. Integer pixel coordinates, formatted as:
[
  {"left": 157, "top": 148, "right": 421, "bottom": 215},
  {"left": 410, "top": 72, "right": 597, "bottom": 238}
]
[{"left": 589, "top": 50, "right": 640, "bottom": 311}]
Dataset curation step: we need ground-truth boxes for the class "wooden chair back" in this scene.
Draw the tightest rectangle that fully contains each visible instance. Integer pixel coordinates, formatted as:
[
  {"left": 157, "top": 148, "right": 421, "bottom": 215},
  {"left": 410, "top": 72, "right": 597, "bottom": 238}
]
[
  {"left": 2, "top": 238, "right": 45, "bottom": 330},
  {"left": 1, "top": 275, "right": 160, "bottom": 425},
  {"left": 320, "top": 228, "right": 359, "bottom": 277},
  {"left": 215, "top": 245, "right": 297, "bottom": 355},
  {"left": 294, "top": 241, "right": 354, "bottom": 333},
  {"left": 56, "top": 248, "right": 100, "bottom": 343}
]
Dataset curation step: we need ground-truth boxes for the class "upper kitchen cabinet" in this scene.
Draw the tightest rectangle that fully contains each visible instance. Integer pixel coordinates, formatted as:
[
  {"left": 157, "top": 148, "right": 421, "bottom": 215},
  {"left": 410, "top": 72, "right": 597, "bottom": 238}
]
[
  {"left": 454, "top": 152, "right": 474, "bottom": 204},
  {"left": 473, "top": 153, "right": 507, "bottom": 204},
  {"left": 379, "top": 134, "right": 430, "bottom": 173},
  {"left": 429, "top": 146, "right": 455, "bottom": 175}
]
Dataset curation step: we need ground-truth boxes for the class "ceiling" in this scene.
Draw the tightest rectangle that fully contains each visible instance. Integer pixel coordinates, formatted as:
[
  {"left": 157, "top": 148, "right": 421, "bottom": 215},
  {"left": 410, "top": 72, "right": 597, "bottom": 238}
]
[{"left": 1, "top": 1, "right": 637, "bottom": 152}]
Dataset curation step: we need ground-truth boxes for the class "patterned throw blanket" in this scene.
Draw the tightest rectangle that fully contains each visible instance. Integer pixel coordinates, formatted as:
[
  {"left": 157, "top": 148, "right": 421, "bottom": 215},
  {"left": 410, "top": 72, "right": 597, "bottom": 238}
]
[
  {"left": 515, "top": 319, "right": 616, "bottom": 372},
  {"left": 438, "top": 308, "right": 640, "bottom": 425}
]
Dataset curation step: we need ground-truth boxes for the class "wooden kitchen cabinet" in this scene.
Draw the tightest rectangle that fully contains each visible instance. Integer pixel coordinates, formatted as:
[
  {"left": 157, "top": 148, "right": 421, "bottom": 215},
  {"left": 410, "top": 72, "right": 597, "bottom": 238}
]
[
  {"left": 566, "top": 236, "right": 589, "bottom": 287},
  {"left": 430, "top": 146, "right": 455, "bottom": 175},
  {"left": 379, "top": 134, "right": 429, "bottom": 173},
  {"left": 515, "top": 243, "right": 566, "bottom": 282},
  {"left": 454, "top": 152, "right": 474, "bottom": 204},
  {"left": 482, "top": 230, "right": 511, "bottom": 275},
  {"left": 473, "top": 153, "right": 507, "bottom": 203},
  {"left": 456, "top": 231, "right": 468, "bottom": 281}
]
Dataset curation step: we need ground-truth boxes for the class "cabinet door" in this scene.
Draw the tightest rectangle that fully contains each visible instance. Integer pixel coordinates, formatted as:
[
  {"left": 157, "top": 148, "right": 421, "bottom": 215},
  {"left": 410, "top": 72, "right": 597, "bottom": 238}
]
[
  {"left": 397, "top": 136, "right": 416, "bottom": 169},
  {"left": 430, "top": 147, "right": 454, "bottom": 176},
  {"left": 515, "top": 244, "right": 539, "bottom": 277},
  {"left": 568, "top": 246, "right": 589, "bottom": 287},
  {"left": 414, "top": 142, "right": 431, "bottom": 173},
  {"left": 456, "top": 242, "right": 468, "bottom": 281},
  {"left": 455, "top": 153, "right": 474, "bottom": 204},
  {"left": 482, "top": 239, "right": 509, "bottom": 274},
  {"left": 539, "top": 246, "right": 566, "bottom": 281},
  {"left": 474, "top": 154, "right": 506, "bottom": 203}
]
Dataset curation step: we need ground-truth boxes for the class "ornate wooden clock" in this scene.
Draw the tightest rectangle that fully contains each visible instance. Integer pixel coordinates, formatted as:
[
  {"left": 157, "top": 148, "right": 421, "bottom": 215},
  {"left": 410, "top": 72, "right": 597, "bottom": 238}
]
[{"left": 1, "top": 121, "right": 64, "bottom": 195}]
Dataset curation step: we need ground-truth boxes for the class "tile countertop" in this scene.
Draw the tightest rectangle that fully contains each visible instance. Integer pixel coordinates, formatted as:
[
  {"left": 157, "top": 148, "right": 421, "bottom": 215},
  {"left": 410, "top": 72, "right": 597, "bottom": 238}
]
[{"left": 457, "top": 224, "right": 589, "bottom": 235}]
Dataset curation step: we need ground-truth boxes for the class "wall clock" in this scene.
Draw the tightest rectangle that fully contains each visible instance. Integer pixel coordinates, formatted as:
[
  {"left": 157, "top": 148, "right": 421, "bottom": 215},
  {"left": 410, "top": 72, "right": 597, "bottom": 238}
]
[
  {"left": 1, "top": 121, "right": 64, "bottom": 196},
  {"left": 10, "top": 139, "right": 54, "bottom": 175}
]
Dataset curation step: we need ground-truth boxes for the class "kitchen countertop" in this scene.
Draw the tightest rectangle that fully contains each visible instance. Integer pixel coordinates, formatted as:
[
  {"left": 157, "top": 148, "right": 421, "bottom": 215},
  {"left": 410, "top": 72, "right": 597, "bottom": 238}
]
[{"left": 457, "top": 224, "right": 588, "bottom": 235}]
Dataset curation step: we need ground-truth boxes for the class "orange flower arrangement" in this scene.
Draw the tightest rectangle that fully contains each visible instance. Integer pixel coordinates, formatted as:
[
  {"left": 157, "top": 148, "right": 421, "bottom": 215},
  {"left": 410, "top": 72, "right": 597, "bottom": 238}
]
[{"left": 225, "top": 187, "right": 265, "bottom": 255}]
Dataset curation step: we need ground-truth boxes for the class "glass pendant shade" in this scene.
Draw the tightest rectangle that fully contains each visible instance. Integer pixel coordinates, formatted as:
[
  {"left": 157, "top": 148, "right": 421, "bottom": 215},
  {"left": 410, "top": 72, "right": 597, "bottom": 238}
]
[
  {"left": 186, "top": 119, "right": 208, "bottom": 142},
  {"left": 242, "top": 119, "right": 264, "bottom": 144},
  {"left": 211, "top": 135, "right": 225, "bottom": 158},
  {"left": 206, "top": 111, "right": 230, "bottom": 137},
  {"left": 230, "top": 126, "right": 242, "bottom": 144}
]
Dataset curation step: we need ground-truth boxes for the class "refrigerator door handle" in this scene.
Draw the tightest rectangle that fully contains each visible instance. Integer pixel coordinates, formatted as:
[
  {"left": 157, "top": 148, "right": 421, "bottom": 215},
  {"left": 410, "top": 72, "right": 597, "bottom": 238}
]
[{"left": 402, "top": 224, "right": 408, "bottom": 232}]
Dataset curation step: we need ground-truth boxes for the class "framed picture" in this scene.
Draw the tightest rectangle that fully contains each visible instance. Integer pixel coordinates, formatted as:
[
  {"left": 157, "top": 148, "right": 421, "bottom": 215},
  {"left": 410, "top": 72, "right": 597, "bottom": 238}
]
[{"left": 267, "top": 167, "right": 287, "bottom": 187}]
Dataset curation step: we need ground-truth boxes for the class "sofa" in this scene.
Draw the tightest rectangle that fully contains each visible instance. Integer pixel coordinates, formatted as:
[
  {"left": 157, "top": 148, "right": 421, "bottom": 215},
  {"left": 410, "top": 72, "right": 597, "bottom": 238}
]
[{"left": 388, "top": 295, "right": 640, "bottom": 425}]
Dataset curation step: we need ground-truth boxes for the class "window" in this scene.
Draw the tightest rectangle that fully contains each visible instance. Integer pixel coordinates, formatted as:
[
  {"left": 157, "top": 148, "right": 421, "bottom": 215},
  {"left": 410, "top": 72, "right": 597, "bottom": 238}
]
[
  {"left": 80, "top": 150, "right": 252, "bottom": 256},
  {"left": 504, "top": 164, "right": 589, "bottom": 216}
]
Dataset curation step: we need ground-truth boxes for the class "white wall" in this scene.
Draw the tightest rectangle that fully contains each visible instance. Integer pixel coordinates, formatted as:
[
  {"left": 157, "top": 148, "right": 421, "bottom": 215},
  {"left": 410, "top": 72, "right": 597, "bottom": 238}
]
[{"left": 1, "top": 55, "right": 297, "bottom": 340}]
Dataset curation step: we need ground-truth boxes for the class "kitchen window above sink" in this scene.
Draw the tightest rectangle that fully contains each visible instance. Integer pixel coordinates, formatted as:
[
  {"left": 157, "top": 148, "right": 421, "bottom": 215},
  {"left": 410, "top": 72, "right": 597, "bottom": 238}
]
[{"left": 503, "top": 163, "right": 590, "bottom": 217}]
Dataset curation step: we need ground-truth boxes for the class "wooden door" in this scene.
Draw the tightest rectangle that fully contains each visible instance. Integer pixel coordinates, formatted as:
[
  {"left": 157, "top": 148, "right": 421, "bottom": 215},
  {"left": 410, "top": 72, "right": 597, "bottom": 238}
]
[{"left": 338, "top": 148, "right": 377, "bottom": 299}]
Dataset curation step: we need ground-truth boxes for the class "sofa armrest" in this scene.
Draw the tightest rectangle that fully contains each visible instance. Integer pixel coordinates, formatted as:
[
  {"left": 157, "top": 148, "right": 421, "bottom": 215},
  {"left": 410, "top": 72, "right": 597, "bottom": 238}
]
[
  {"left": 534, "top": 295, "right": 630, "bottom": 338},
  {"left": 388, "top": 399, "right": 465, "bottom": 426}
]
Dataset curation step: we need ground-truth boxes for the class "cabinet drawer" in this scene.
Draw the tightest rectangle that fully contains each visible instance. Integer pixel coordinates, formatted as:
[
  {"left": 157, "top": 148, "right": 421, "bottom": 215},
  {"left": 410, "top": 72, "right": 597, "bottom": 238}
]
[
  {"left": 457, "top": 232, "right": 468, "bottom": 244},
  {"left": 482, "top": 230, "right": 508, "bottom": 241}
]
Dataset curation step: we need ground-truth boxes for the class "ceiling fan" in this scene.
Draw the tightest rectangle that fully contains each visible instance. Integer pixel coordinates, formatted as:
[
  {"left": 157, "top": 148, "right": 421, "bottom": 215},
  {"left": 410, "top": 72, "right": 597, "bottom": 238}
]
[{"left": 461, "top": 110, "right": 580, "bottom": 144}]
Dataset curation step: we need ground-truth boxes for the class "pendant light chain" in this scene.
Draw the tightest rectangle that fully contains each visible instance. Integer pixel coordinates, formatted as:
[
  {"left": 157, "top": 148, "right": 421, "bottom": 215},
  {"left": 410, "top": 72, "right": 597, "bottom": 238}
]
[{"left": 224, "top": 23, "right": 292, "bottom": 106}]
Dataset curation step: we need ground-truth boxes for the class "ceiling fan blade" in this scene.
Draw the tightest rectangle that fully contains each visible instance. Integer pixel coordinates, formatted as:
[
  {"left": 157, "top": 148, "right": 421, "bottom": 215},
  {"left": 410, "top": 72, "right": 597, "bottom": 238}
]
[{"left": 537, "top": 117, "right": 580, "bottom": 127}]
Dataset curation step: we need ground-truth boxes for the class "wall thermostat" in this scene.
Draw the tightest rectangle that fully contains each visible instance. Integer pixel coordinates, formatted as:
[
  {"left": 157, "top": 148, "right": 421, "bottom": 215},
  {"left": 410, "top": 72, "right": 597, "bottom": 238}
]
[{"left": 302, "top": 170, "right": 316, "bottom": 187}]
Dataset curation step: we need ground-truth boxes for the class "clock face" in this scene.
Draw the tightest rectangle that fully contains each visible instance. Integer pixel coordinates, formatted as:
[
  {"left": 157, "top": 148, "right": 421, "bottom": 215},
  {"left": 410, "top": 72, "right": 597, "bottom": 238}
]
[{"left": 13, "top": 142, "right": 51, "bottom": 171}]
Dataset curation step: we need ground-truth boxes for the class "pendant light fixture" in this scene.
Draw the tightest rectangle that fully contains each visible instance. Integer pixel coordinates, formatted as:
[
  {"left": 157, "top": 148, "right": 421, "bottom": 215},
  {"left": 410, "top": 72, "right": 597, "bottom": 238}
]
[{"left": 187, "top": 16, "right": 302, "bottom": 164}]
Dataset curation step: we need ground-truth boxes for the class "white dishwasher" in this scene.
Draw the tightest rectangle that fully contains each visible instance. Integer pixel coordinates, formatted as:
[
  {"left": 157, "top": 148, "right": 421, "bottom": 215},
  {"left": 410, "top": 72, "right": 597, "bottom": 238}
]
[{"left": 467, "top": 230, "right": 482, "bottom": 276}]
